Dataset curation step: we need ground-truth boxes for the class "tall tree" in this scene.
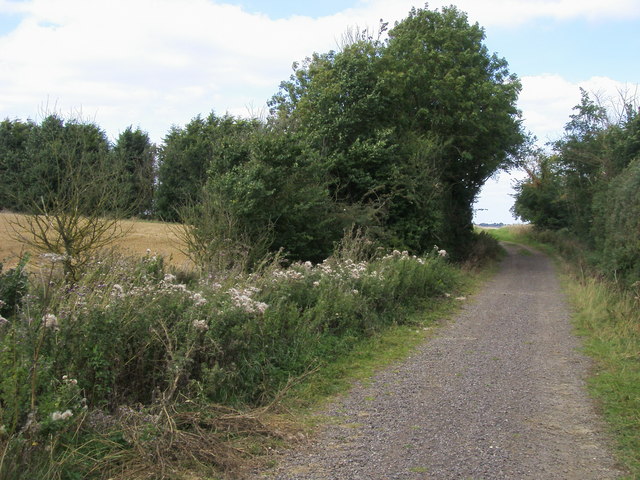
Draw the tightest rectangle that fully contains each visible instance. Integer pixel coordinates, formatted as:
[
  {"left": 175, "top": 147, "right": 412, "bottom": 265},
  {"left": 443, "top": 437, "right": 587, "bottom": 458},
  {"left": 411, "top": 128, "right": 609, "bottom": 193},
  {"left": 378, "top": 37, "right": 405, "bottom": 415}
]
[
  {"left": 112, "top": 127, "right": 155, "bottom": 217},
  {"left": 269, "top": 6, "right": 523, "bottom": 256},
  {"left": 383, "top": 6, "right": 523, "bottom": 254},
  {"left": 154, "top": 113, "right": 259, "bottom": 221},
  {"left": 0, "top": 119, "right": 33, "bottom": 211}
]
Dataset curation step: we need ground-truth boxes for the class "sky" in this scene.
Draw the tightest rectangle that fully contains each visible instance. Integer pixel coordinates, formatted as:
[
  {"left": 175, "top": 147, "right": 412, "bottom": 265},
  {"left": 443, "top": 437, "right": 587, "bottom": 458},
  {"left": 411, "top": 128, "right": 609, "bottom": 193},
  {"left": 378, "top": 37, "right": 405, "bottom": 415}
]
[{"left": 1, "top": 0, "right": 639, "bottom": 224}]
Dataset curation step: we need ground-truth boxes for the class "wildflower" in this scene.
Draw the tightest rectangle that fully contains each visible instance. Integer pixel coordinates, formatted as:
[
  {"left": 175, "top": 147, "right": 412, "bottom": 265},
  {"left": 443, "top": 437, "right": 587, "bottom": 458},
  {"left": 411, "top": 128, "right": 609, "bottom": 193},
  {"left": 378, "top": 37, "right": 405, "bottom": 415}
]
[
  {"left": 62, "top": 375, "right": 78, "bottom": 386},
  {"left": 0, "top": 425, "right": 6, "bottom": 436},
  {"left": 112, "top": 284, "right": 124, "bottom": 296},
  {"left": 40, "top": 253, "right": 66, "bottom": 263},
  {"left": 42, "top": 313, "right": 59, "bottom": 329},
  {"left": 0, "top": 315, "right": 8, "bottom": 327},
  {"left": 192, "top": 319, "right": 209, "bottom": 332},
  {"left": 227, "top": 287, "right": 268, "bottom": 314},
  {"left": 51, "top": 410, "right": 73, "bottom": 421},
  {"left": 438, "top": 249, "right": 448, "bottom": 257},
  {"left": 191, "top": 292, "right": 207, "bottom": 306},
  {"left": 163, "top": 273, "right": 176, "bottom": 283}
]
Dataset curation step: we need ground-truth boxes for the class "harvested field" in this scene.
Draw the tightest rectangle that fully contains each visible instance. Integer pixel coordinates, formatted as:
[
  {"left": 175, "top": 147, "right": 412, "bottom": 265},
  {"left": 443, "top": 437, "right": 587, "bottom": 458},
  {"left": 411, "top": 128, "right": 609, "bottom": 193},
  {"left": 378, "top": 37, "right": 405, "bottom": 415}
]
[{"left": 0, "top": 212, "right": 191, "bottom": 269}]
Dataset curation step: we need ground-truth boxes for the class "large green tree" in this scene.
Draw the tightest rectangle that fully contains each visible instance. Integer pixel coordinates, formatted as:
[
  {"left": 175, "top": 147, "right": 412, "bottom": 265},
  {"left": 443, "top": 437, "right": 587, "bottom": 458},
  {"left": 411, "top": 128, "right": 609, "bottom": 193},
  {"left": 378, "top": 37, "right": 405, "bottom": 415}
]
[
  {"left": 269, "top": 6, "right": 523, "bottom": 256},
  {"left": 383, "top": 6, "right": 523, "bottom": 253},
  {"left": 154, "top": 113, "right": 260, "bottom": 221},
  {"left": 0, "top": 119, "right": 33, "bottom": 211},
  {"left": 513, "top": 90, "right": 640, "bottom": 285},
  {"left": 112, "top": 126, "right": 156, "bottom": 217}
]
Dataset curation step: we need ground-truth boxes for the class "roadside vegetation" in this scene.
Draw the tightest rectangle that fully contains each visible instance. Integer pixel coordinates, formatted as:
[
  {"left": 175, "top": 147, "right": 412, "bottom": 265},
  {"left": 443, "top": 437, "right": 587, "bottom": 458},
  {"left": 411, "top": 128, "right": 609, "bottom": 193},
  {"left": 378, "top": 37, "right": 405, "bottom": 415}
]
[{"left": 0, "top": 228, "right": 487, "bottom": 479}]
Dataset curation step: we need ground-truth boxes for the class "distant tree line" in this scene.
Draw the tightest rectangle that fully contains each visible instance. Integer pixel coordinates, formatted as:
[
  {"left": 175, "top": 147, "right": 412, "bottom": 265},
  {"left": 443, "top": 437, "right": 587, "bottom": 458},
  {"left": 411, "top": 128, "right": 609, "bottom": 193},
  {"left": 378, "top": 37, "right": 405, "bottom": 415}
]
[
  {"left": 1, "top": 5, "right": 524, "bottom": 263},
  {"left": 513, "top": 89, "right": 640, "bottom": 285},
  {"left": 0, "top": 116, "right": 155, "bottom": 217}
]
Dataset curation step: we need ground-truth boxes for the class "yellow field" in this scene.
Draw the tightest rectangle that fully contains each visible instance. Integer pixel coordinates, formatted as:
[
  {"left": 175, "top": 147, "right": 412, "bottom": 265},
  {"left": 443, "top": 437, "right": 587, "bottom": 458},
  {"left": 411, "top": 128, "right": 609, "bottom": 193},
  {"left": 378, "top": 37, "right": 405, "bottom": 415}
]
[{"left": 0, "top": 212, "right": 191, "bottom": 269}]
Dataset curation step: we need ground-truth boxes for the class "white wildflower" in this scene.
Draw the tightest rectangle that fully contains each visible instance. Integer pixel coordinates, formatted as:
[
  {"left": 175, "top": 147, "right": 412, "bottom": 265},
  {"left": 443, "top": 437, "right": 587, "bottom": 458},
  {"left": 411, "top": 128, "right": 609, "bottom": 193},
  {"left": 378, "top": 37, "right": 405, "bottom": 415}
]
[
  {"left": 163, "top": 273, "right": 176, "bottom": 283},
  {"left": 192, "top": 319, "right": 209, "bottom": 332},
  {"left": 312, "top": 281, "right": 320, "bottom": 287},
  {"left": 273, "top": 269, "right": 304, "bottom": 281},
  {"left": 227, "top": 287, "right": 268, "bottom": 314},
  {"left": 51, "top": 409, "right": 73, "bottom": 421},
  {"left": 40, "top": 253, "right": 66, "bottom": 263},
  {"left": 62, "top": 375, "right": 78, "bottom": 386},
  {"left": 42, "top": 313, "right": 59, "bottom": 329},
  {"left": 438, "top": 249, "right": 448, "bottom": 258},
  {"left": 191, "top": 292, "right": 207, "bottom": 306},
  {"left": 112, "top": 284, "right": 124, "bottom": 297},
  {"left": 0, "top": 315, "right": 8, "bottom": 327}
]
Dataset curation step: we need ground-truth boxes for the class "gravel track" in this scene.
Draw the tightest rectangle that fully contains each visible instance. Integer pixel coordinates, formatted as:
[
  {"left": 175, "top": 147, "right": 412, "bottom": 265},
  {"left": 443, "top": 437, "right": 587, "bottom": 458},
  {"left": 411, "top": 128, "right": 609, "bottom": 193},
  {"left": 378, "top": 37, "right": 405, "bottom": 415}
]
[{"left": 250, "top": 244, "right": 625, "bottom": 479}]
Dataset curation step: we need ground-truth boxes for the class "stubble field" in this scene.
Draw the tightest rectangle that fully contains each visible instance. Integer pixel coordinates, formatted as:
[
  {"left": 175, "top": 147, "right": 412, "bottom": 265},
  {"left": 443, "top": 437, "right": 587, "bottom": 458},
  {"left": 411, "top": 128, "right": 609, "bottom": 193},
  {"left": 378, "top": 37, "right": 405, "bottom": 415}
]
[{"left": 0, "top": 212, "right": 190, "bottom": 269}]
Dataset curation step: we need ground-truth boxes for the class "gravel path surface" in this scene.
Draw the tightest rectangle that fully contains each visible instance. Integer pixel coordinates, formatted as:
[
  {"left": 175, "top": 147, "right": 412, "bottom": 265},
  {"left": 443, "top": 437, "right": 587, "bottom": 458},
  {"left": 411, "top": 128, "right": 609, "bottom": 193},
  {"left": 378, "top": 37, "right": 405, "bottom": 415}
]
[{"left": 250, "top": 244, "right": 625, "bottom": 479}]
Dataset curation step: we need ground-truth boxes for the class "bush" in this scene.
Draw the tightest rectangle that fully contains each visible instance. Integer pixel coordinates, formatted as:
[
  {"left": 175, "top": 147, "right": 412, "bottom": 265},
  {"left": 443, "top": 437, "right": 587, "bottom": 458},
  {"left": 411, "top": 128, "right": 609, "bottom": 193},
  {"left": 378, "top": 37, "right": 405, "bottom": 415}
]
[
  {"left": 596, "top": 158, "right": 640, "bottom": 285},
  {"left": 0, "top": 255, "right": 29, "bottom": 319},
  {"left": 0, "top": 237, "right": 462, "bottom": 477}
]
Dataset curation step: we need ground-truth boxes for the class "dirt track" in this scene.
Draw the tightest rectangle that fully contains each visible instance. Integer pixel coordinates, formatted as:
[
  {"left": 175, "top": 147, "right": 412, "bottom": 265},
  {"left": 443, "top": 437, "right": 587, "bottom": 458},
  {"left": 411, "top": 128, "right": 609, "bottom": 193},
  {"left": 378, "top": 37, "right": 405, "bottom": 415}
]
[{"left": 251, "top": 244, "right": 625, "bottom": 479}]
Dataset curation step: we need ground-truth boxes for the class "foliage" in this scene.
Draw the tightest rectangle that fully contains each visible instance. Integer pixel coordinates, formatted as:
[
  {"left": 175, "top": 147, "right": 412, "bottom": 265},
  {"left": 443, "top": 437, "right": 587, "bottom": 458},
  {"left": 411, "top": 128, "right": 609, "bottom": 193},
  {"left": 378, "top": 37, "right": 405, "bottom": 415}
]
[
  {"left": 512, "top": 153, "right": 571, "bottom": 230},
  {"left": 111, "top": 126, "right": 156, "bottom": 217},
  {"left": 269, "top": 5, "right": 523, "bottom": 258},
  {"left": 6, "top": 117, "right": 132, "bottom": 281},
  {"left": 0, "top": 119, "right": 33, "bottom": 211},
  {"left": 512, "top": 89, "right": 640, "bottom": 285},
  {"left": 205, "top": 128, "right": 343, "bottom": 263},
  {"left": 595, "top": 158, "right": 640, "bottom": 285},
  {"left": 0, "top": 234, "right": 462, "bottom": 477},
  {"left": 0, "top": 255, "right": 29, "bottom": 319},
  {"left": 383, "top": 6, "right": 523, "bottom": 254},
  {"left": 154, "top": 113, "right": 260, "bottom": 221}
]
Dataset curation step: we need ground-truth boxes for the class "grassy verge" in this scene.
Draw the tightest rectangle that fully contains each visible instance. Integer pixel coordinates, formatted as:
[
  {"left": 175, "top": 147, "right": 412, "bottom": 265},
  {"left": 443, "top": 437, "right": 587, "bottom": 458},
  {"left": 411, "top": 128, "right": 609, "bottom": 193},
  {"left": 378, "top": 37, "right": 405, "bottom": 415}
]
[
  {"left": 487, "top": 225, "right": 640, "bottom": 478},
  {"left": 567, "top": 278, "right": 640, "bottom": 478}
]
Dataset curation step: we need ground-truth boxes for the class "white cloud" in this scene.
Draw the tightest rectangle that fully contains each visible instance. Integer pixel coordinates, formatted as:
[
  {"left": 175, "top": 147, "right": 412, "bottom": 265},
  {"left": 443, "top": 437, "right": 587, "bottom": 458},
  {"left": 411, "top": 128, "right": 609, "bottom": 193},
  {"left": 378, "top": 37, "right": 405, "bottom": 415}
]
[
  {"left": 402, "top": 0, "right": 640, "bottom": 26},
  {"left": 519, "top": 74, "right": 635, "bottom": 145},
  {"left": 0, "top": 0, "right": 637, "bottom": 148}
]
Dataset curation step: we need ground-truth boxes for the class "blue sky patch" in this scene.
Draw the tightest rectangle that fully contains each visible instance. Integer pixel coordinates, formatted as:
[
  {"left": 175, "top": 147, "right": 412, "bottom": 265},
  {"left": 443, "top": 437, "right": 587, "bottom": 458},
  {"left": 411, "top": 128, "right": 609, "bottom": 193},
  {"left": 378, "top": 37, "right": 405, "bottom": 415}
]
[
  {"left": 0, "top": 12, "right": 23, "bottom": 35},
  {"left": 225, "top": 0, "right": 361, "bottom": 19}
]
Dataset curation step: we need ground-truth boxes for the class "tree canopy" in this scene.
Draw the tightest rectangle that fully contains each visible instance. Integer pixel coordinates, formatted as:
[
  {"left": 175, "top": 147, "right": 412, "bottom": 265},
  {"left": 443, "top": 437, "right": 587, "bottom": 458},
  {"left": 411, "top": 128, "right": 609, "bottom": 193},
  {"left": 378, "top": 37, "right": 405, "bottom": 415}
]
[{"left": 268, "top": 5, "right": 523, "bottom": 256}]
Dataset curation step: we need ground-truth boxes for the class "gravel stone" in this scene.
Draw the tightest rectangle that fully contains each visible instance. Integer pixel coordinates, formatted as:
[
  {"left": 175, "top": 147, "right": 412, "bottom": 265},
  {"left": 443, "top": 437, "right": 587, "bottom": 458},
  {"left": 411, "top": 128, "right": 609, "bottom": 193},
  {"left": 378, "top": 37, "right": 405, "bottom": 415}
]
[{"left": 250, "top": 244, "right": 626, "bottom": 479}]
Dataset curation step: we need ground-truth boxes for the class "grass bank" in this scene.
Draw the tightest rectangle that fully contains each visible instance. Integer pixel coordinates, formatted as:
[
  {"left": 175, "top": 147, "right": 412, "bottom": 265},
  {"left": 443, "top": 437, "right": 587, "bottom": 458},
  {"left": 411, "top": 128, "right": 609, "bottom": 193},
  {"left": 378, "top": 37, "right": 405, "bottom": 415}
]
[{"left": 487, "top": 226, "right": 640, "bottom": 478}]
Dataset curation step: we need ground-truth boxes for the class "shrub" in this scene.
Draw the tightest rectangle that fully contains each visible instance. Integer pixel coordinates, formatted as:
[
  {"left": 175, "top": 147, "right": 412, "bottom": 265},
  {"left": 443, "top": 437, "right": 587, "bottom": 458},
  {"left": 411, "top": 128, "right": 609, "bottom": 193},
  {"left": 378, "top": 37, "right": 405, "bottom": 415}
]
[
  {"left": 0, "top": 254, "right": 29, "bottom": 318},
  {"left": 0, "top": 236, "right": 462, "bottom": 477}
]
